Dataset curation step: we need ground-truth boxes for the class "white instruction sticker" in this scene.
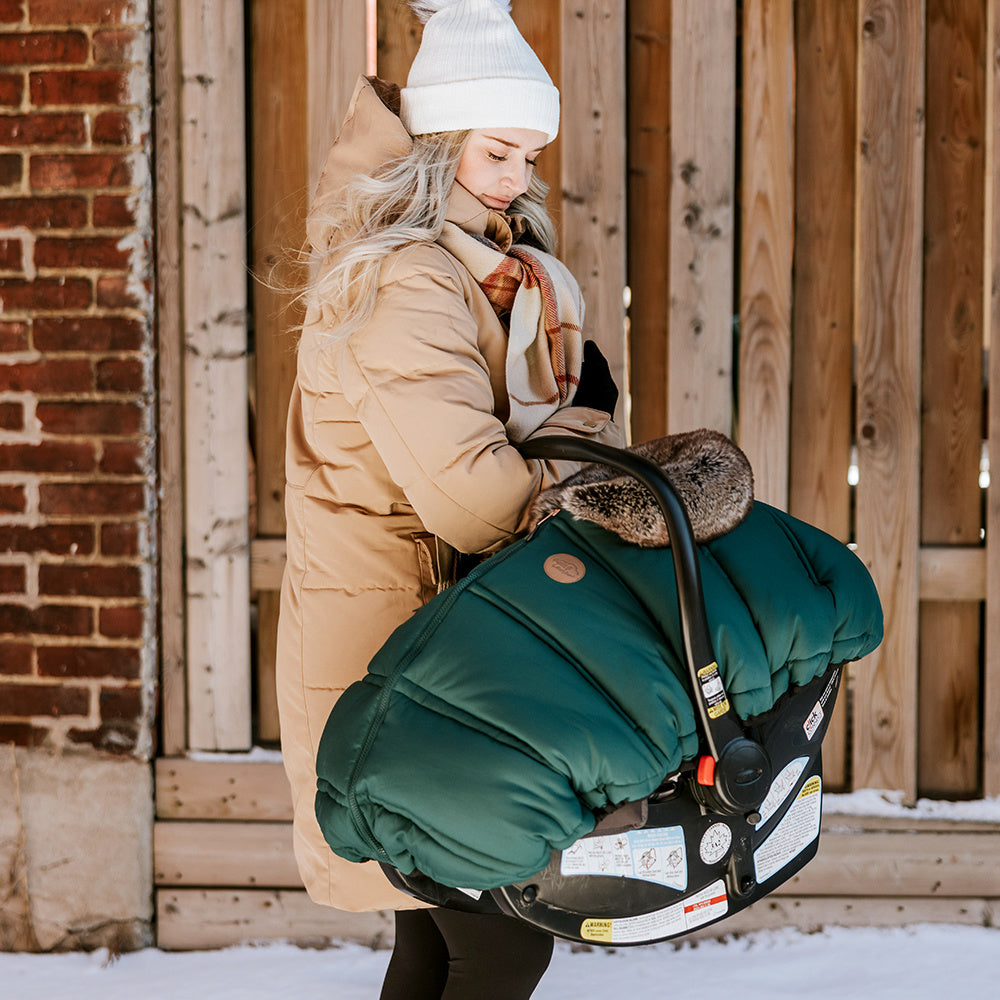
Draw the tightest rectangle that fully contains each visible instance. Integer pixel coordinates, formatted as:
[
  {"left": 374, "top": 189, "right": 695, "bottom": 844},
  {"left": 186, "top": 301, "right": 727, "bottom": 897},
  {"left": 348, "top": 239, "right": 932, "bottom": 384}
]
[
  {"left": 753, "top": 774, "right": 822, "bottom": 884},
  {"left": 579, "top": 879, "right": 728, "bottom": 945},
  {"left": 560, "top": 825, "right": 687, "bottom": 890},
  {"left": 755, "top": 756, "right": 809, "bottom": 828}
]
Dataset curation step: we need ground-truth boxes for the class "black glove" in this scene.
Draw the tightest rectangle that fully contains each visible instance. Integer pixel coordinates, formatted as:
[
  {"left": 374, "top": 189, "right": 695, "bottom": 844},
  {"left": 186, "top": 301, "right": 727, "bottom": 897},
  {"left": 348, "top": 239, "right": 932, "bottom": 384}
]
[{"left": 573, "top": 339, "right": 619, "bottom": 418}]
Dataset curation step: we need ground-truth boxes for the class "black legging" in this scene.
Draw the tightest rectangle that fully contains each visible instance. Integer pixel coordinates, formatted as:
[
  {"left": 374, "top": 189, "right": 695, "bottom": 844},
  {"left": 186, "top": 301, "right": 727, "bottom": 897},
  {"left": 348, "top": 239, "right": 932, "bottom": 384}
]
[{"left": 378, "top": 907, "right": 554, "bottom": 999}]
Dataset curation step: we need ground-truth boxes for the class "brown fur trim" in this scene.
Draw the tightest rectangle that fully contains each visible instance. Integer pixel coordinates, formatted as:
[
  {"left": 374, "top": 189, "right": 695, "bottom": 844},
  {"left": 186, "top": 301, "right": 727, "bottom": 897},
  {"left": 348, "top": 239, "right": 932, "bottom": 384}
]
[{"left": 530, "top": 429, "right": 754, "bottom": 547}]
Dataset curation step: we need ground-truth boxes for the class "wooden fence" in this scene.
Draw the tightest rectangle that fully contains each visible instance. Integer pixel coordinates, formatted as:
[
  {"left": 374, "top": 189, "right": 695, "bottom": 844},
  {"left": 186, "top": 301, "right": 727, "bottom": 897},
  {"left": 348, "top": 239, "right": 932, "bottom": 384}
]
[{"left": 152, "top": 0, "right": 1000, "bottom": 947}]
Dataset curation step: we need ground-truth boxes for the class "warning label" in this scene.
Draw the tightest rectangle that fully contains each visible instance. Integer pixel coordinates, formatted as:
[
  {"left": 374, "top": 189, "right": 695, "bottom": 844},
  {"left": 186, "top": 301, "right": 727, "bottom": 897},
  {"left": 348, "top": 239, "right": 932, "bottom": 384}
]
[
  {"left": 579, "top": 880, "right": 729, "bottom": 945},
  {"left": 753, "top": 774, "right": 822, "bottom": 884},
  {"left": 697, "top": 662, "right": 731, "bottom": 719},
  {"left": 560, "top": 826, "right": 687, "bottom": 891},
  {"left": 755, "top": 756, "right": 809, "bottom": 828}
]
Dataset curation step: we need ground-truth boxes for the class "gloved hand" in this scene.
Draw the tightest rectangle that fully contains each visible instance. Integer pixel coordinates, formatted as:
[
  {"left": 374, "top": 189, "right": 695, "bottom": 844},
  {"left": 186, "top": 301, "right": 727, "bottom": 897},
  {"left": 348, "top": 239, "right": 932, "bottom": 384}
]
[{"left": 573, "top": 339, "right": 619, "bottom": 418}]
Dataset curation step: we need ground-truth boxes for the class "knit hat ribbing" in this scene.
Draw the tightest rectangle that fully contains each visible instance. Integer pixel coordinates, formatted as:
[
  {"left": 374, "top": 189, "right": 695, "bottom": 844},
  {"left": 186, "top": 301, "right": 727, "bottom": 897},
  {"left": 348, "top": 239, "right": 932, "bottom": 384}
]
[{"left": 400, "top": 0, "right": 560, "bottom": 142}]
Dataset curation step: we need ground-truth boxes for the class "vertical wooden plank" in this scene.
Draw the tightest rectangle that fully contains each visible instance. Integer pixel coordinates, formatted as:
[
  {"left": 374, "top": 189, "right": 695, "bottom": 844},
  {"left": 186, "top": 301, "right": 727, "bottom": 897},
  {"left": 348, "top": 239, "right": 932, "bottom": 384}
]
[
  {"left": 985, "top": 0, "right": 1000, "bottom": 798},
  {"left": 250, "top": 0, "right": 310, "bottom": 745},
  {"left": 153, "top": 0, "right": 186, "bottom": 756},
  {"left": 852, "top": 0, "right": 925, "bottom": 797},
  {"left": 512, "top": 0, "right": 564, "bottom": 247},
  {"left": 668, "top": 0, "right": 736, "bottom": 435},
  {"left": 918, "top": 0, "right": 986, "bottom": 799},
  {"left": 181, "top": 0, "right": 252, "bottom": 750},
  {"left": 738, "top": 0, "right": 794, "bottom": 508},
  {"left": 627, "top": 2, "right": 671, "bottom": 443},
  {"left": 376, "top": 0, "right": 421, "bottom": 90},
  {"left": 560, "top": 0, "right": 628, "bottom": 403},
  {"left": 790, "top": 0, "right": 858, "bottom": 789},
  {"left": 306, "top": 0, "right": 370, "bottom": 192}
]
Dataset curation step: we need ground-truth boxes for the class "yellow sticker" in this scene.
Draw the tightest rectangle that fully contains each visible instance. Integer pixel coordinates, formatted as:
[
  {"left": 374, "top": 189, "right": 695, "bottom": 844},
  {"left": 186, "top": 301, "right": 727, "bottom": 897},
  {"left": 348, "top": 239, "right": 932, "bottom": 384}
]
[
  {"left": 580, "top": 918, "right": 614, "bottom": 943},
  {"left": 799, "top": 775, "right": 822, "bottom": 797}
]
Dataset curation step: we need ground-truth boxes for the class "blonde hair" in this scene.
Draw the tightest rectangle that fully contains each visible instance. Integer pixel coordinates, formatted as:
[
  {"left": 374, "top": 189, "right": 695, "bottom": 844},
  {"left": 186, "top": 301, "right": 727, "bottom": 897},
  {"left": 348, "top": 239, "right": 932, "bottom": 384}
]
[{"left": 305, "top": 129, "right": 556, "bottom": 344}]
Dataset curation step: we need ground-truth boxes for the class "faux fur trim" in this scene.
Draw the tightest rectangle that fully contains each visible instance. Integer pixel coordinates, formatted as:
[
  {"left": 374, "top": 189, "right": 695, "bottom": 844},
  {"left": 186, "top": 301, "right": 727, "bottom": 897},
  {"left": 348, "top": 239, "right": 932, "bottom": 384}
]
[{"left": 530, "top": 429, "right": 754, "bottom": 548}]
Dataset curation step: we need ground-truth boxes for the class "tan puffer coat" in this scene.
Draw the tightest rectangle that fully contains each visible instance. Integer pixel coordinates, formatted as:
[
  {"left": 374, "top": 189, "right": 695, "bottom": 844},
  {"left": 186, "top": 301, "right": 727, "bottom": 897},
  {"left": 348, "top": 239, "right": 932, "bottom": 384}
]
[{"left": 276, "top": 76, "right": 625, "bottom": 912}]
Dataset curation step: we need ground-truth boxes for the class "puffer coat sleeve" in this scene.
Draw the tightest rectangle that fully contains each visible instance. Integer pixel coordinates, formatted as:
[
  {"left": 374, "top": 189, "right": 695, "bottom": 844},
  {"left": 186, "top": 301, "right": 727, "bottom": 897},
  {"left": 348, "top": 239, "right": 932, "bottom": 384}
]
[{"left": 337, "top": 243, "right": 623, "bottom": 555}]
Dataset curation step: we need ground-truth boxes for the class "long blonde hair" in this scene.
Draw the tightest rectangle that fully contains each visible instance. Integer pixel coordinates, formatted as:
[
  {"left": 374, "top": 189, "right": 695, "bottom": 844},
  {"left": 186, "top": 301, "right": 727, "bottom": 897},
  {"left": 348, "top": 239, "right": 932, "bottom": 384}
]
[{"left": 305, "top": 129, "right": 556, "bottom": 344}]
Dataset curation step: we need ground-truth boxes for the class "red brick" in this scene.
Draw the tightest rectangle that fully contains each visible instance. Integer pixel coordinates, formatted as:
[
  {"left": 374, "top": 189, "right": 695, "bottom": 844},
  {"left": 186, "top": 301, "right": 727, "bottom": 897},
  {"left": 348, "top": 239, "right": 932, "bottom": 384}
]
[
  {"left": 0, "top": 485, "right": 26, "bottom": 514},
  {"left": 29, "top": 153, "right": 131, "bottom": 190},
  {"left": 96, "top": 272, "right": 143, "bottom": 308},
  {"left": 37, "top": 401, "right": 143, "bottom": 435},
  {"left": 0, "top": 441, "right": 96, "bottom": 473},
  {"left": 0, "top": 1, "right": 24, "bottom": 24},
  {"left": 0, "top": 195, "right": 87, "bottom": 229},
  {"left": 0, "top": 236, "right": 22, "bottom": 268},
  {"left": 33, "top": 315, "right": 142, "bottom": 351},
  {"left": 0, "top": 523, "right": 94, "bottom": 555},
  {"left": 99, "top": 604, "right": 142, "bottom": 638},
  {"left": 0, "top": 602, "right": 92, "bottom": 635},
  {"left": 0, "top": 152, "right": 22, "bottom": 186},
  {"left": 37, "top": 644, "right": 139, "bottom": 679},
  {"left": 35, "top": 235, "right": 130, "bottom": 270},
  {"left": 0, "top": 276, "right": 91, "bottom": 311},
  {"left": 0, "top": 320, "right": 29, "bottom": 351},
  {"left": 100, "top": 440, "right": 145, "bottom": 475},
  {"left": 0, "top": 679, "right": 89, "bottom": 716},
  {"left": 30, "top": 69, "right": 127, "bottom": 106},
  {"left": 0, "top": 642, "right": 32, "bottom": 673},
  {"left": 0, "top": 402, "right": 23, "bottom": 430},
  {"left": 0, "top": 111, "right": 86, "bottom": 145},
  {"left": 98, "top": 682, "right": 141, "bottom": 720},
  {"left": 96, "top": 357, "right": 143, "bottom": 393},
  {"left": 39, "top": 481, "right": 144, "bottom": 516},
  {"left": 100, "top": 521, "right": 138, "bottom": 556},
  {"left": 0, "top": 31, "right": 88, "bottom": 64},
  {"left": 0, "top": 358, "right": 93, "bottom": 393},
  {"left": 92, "top": 29, "right": 137, "bottom": 64},
  {"left": 0, "top": 723, "right": 49, "bottom": 747},
  {"left": 29, "top": 0, "right": 137, "bottom": 26},
  {"left": 91, "top": 109, "right": 131, "bottom": 145},
  {"left": 39, "top": 562, "right": 141, "bottom": 599},
  {"left": 0, "top": 564, "right": 26, "bottom": 593},
  {"left": 0, "top": 72, "right": 23, "bottom": 106},
  {"left": 92, "top": 193, "right": 134, "bottom": 227}
]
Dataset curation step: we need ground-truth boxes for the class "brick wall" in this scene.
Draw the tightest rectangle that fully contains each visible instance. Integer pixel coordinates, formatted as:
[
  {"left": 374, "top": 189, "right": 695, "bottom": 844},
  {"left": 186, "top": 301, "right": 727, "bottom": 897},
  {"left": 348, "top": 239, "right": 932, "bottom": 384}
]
[{"left": 0, "top": 0, "right": 154, "bottom": 758}]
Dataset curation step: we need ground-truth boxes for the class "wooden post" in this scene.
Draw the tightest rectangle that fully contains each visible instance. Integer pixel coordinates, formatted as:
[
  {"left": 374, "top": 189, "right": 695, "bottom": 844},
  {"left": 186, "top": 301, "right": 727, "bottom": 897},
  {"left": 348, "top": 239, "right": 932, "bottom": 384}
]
[
  {"left": 738, "top": 0, "right": 794, "bottom": 509},
  {"left": 668, "top": 0, "right": 736, "bottom": 435},
  {"left": 560, "top": 0, "right": 628, "bottom": 405},
  {"left": 626, "top": 2, "right": 671, "bottom": 443},
  {"left": 789, "top": 0, "right": 858, "bottom": 789},
  {"left": 180, "top": 0, "right": 252, "bottom": 750},
  {"left": 153, "top": 0, "right": 186, "bottom": 756},
  {"left": 852, "top": 0, "right": 925, "bottom": 798},
  {"left": 985, "top": 0, "right": 1000, "bottom": 798},
  {"left": 917, "top": 0, "right": 986, "bottom": 799}
]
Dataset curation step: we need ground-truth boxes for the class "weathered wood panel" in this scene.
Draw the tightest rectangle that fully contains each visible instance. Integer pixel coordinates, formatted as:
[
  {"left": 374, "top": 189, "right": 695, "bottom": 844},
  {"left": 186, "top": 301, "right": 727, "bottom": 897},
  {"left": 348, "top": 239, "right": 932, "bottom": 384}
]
[
  {"left": 987, "top": 0, "right": 1000, "bottom": 798},
  {"left": 852, "top": 0, "right": 925, "bottom": 798},
  {"left": 917, "top": 0, "right": 986, "bottom": 799},
  {"left": 667, "top": 0, "right": 736, "bottom": 435},
  {"left": 180, "top": 0, "right": 252, "bottom": 750},
  {"left": 626, "top": 2, "right": 671, "bottom": 442},
  {"left": 737, "top": 0, "right": 794, "bottom": 508},
  {"left": 560, "top": 0, "right": 628, "bottom": 399},
  {"left": 155, "top": 759, "right": 292, "bottom": 821}
]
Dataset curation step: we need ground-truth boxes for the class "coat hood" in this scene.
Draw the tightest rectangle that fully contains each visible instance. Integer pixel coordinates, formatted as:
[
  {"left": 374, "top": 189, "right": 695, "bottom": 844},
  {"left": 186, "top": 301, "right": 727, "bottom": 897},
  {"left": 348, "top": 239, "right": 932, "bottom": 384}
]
[{"left": 307, "top": 75, "right": 517, "bottom": 257}]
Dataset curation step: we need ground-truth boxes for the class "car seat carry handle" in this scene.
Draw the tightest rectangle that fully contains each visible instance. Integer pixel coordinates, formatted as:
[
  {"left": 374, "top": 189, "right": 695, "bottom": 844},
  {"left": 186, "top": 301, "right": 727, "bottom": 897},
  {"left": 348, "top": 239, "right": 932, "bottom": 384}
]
[{"left": 519, "top": 436, "right": 771, "bottom": 815}]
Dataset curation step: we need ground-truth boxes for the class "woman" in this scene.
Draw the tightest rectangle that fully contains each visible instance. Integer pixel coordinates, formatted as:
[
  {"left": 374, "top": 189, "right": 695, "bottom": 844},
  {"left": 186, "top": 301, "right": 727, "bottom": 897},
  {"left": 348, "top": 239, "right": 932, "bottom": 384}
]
[{"left": 276, "top": 1, "right": 623, "bottom": 995}]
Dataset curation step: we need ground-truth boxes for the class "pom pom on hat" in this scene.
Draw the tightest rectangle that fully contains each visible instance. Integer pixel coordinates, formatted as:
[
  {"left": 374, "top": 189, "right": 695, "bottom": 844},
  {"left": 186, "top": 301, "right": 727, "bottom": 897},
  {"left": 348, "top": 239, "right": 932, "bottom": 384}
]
[{"left": 400, "top": 0, "right": 560, "bottom": 142}]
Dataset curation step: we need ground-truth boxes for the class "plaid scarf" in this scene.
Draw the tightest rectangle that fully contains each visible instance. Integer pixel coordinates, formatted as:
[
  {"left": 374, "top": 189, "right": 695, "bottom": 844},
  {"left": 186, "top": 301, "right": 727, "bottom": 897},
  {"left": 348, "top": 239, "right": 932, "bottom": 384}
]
[{"left": 437, "top": 221, "right": 584, "bottom": 443}]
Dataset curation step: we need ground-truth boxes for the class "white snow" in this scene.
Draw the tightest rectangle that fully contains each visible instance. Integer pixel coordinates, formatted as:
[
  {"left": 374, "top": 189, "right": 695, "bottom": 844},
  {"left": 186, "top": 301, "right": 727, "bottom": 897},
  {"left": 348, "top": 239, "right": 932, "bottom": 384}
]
[{"left": 3, "top": 924, "right": 998, "bottom": 999}]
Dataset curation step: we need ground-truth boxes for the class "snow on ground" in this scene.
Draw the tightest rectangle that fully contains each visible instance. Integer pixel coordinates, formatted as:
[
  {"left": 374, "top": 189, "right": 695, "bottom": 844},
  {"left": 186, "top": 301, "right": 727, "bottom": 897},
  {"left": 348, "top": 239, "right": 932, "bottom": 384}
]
[{"left": 4, "top": 924, "right": 999, "bottom": 1000}]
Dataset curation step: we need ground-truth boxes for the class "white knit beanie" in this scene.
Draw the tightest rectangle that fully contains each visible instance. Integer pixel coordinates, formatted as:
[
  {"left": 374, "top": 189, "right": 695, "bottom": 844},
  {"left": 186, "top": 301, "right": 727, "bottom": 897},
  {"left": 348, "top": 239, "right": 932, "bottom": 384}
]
[{"left": 400, "top": 0, "right": 560, "bottom": 142}]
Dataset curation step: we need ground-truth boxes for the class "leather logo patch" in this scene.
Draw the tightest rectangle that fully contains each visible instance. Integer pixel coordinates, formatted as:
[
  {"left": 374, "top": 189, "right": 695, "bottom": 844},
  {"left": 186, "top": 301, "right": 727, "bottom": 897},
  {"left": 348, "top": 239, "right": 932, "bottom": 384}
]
[{"left": 543, "top": 553, "right": 586, "bottom": 584}]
